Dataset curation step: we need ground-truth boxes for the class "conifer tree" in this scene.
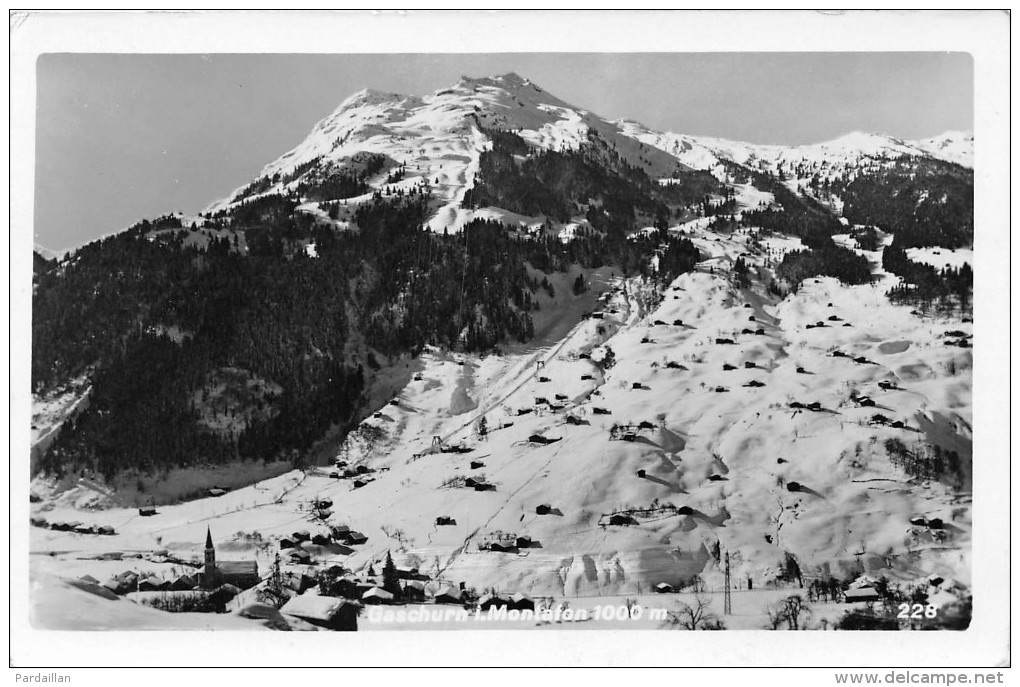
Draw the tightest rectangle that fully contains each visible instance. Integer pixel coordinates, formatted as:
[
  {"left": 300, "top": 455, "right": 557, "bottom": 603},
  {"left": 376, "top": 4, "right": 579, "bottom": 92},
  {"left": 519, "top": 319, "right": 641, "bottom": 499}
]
[{"left": 382, "top": 551, "right": 401, "bottom": 597}]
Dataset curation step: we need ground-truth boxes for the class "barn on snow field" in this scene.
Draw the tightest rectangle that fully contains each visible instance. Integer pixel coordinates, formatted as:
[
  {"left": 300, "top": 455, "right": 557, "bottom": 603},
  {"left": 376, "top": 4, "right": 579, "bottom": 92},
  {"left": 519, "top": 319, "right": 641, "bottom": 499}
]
[
  {"left": 68, "top": 578, "right": 120, "bottom": 601},
  {"left": 284, "top": 548, "right": 311, "bottom": 565},
  {"left": 655, "top": 582, "right": 674, "bottom": 593},
  {"left": 509, "top": 593, "right": 535, "bottom": 611},
  {"left": 103, "top": 571, "right": 139, "bottom": 595},
  {"left": 402, "top": 579, "right": 427, "bottom": 602},
  {"left": 477, "top": 594, "right": 509, "bottom": 611},
  {"left": 362, "top": 587, "right": 396, "bottom": 605},
  {"left": 435, "top": 516, "right": 457, "bottom": 526},
  {"left": 138, "top": 576, "right": 167, "bottom": 592},
  {"left": 609, "top": 513, "right": 639, "bottom": 526},
  {"left": 434, "top": 587, "right": 464, "bottom": 605},
  {"left": 344, "top": 531, "right": 369, "bottom": 545},
  {"left": 280, "top": 595, "right": 359, "bottom": 631}
]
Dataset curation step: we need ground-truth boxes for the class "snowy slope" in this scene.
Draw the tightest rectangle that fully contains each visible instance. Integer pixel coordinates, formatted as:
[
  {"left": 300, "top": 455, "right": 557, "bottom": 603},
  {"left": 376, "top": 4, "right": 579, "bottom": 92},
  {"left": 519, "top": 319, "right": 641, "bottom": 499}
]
[
  {"left": 909, "top": 131, "right": 974, "bottom": 168},
  {"left": 32, "top": 218, "right": 971, "bottom": 625}
]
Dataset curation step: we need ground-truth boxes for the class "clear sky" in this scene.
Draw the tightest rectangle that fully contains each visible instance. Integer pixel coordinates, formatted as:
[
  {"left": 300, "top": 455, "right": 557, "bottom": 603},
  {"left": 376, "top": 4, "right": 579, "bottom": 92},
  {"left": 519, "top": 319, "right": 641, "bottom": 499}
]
[{"left": 35, "top": 52, "right": 973, "bottom": 253}]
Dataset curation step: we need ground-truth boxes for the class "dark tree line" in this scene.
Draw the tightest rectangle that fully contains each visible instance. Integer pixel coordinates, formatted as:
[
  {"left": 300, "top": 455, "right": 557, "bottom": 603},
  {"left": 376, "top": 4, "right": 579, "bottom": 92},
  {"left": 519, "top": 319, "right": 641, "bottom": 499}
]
[
  {"left": 882, "top": 243, "right": 972, "bottom": 309},
  {"left": 34, "top": 180, "right": 699, "bottom": 482},
  {"left": 834, "top": 157, "right": 973, "bottom": 249},
  {"left": 775, "top": 242, "right": 873, "bottom": 290},
  {"left": 464, "top": 127, "right": 725, "bottom": 228}
]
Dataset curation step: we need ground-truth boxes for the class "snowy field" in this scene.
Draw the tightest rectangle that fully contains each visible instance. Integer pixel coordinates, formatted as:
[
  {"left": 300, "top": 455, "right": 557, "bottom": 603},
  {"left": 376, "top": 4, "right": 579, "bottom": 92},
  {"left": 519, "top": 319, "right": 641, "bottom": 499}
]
[{"left": 906, "top": 247, "right": 973, "bottom": 272}]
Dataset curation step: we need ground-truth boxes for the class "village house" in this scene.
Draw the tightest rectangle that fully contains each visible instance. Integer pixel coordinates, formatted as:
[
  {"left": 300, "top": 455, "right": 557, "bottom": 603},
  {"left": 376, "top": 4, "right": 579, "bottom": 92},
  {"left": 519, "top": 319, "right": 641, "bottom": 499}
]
[
  {"left": 280, "top": 594, "right": 360, "bottom": 631},
  {"left": 434, "top": 587, "right": 465, "bottom": 605}
]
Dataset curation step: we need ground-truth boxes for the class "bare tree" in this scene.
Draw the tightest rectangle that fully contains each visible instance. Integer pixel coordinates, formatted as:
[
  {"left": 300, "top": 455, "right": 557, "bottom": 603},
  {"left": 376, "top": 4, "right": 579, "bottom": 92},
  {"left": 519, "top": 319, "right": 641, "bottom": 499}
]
[
  {"left": 662, "top": 593, "right": 724, "bottom": 630},
  {"left": 782, "top": 594, "right": 808, "bottom": 629},
  {"left": 764, "top": 594, "right": 810, "bottom": 630},
  {"left": 764, "top": 601, "right": 787, "bottom": 630}
]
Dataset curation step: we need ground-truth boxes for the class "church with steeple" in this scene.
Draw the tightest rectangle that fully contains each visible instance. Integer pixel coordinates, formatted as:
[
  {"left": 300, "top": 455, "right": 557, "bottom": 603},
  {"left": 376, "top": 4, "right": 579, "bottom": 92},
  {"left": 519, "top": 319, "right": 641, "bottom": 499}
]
[{"left": 199, "top": 527, "right": 261, "bottom": 590}]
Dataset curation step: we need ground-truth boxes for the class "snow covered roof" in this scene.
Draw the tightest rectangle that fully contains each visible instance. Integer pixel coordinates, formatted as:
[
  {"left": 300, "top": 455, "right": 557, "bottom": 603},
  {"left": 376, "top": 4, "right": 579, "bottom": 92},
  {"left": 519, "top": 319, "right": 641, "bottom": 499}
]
[
  {"left": 280, "top": 594, "right": 349, "bottom": 622},
  {"left": 850, "top": 574, "right": 879, "bottom": 589},
  {"left": 844, "top": 587, "right": 881, "bottom": 601},
  {"left": 362, "top": 587, "right": 394, "bottom": 601},
  {"left": 435, "top": 587, "right": 463, "bottom": 601},
  {"left": 217, "top": 561, "right": 259, "bottom": 576}
]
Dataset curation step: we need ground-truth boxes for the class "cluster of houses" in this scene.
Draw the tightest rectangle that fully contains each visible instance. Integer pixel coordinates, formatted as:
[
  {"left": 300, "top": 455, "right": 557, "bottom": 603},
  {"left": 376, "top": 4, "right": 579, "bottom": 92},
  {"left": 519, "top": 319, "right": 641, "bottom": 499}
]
[
  {"left": 830, "top": 350, "right": 875, "bottom": 365},
  {"left": 609, "top": 420, "right": 658, "bottom": 442},
  {"left": 942, "top": 329, "right": 972, "bottom": 348},
  {"left": 30, "top": 516, "right": 116, "bottom": 535},
  {"left": 77, "top": 529, "right": 261, "bottom": 612},
  {"left": 806, "top": 314, "right": 853, "bottom": 330},
  {"left": 598, "top": 503, "right": 694, "bottom": 529},
  {"left": 838, "top": 573, "right": 967, "bottom": 608},
  {"left": 265, "top": 582, "right": 539, "bottom": 632},
  {"left": 279, "top": 525, "right": 368, "bottom": 564},
  {"left": 328, "top": 459, "right": 376, "bottom": 489},
  {"left": 441, "top": 474, "right": 497, "bottom": 492},
  {"left": 478, "top": 531, "right": 536, "bottom": 553}
]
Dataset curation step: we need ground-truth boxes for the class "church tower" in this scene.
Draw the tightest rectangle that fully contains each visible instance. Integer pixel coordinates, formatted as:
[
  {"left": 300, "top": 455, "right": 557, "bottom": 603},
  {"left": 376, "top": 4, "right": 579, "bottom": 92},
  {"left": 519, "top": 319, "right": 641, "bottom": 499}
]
[{"left": 203, "top": 526, "right": 217, "bottom": 588}]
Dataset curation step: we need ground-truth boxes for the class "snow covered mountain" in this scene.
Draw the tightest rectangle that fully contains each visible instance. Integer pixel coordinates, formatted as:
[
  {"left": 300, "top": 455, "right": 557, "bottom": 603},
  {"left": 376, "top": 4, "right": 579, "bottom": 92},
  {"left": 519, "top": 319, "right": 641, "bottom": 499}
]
[
  {"left": 208, "top": 73, "right": 689, "bottom": 233},
  {"left": 200, "top": 73, "right": 970, "bottom": 241},
  {"left": 31, "top": 73, "right": 974, "bottom": 631},
  {"left": 615, "top": 119, "right": 973, "bottom": 182}
]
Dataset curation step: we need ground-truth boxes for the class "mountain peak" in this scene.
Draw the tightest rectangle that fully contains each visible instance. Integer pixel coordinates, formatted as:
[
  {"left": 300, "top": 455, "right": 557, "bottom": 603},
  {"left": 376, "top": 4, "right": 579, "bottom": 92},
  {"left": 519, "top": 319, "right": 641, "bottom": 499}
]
[
  {"left": 452, "top": 72, "right": 533, "bottom": 93},
  {"left": 494, "top": 71, "right": 528, "bottom": 85},
  {"left": 338, "top": 87, "right": 409, "bottom": 109}
]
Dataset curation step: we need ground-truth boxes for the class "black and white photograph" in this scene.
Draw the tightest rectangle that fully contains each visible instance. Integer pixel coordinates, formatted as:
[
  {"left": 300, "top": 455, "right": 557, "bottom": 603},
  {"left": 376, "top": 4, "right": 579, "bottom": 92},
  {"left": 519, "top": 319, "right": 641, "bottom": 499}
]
[{"left": 9, "top": 9, "right": 1010, "bottom": 676}]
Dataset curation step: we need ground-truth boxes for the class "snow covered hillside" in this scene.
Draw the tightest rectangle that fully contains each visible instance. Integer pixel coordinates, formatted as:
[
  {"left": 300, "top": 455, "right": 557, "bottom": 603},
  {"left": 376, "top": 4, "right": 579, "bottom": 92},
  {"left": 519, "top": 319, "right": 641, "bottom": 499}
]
[{"left": 30, "top": 215, "right": 972, "bottom": 628}]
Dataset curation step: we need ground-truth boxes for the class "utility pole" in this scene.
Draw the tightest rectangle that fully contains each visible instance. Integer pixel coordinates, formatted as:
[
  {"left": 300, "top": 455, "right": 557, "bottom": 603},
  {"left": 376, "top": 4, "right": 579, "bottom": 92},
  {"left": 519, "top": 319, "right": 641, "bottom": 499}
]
[{"left": 724, "top": 551, "right": 732, "bottom": 616}]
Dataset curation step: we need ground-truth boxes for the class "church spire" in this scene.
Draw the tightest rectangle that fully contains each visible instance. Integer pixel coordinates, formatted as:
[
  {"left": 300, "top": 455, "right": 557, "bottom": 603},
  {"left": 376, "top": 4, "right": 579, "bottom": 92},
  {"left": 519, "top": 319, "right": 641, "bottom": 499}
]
[{"left": 205, "top": 526, "right": 213, "bottom": 550}]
